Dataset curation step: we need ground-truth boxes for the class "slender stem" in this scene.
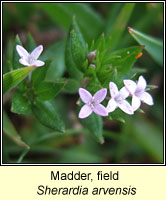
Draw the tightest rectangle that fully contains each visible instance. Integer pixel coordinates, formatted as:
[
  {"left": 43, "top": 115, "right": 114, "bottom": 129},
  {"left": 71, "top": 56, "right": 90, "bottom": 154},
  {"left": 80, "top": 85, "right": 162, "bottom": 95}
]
[
  {"left": 16, "top": 128, "right": 88, "bottom": 163},
  {"left": 16, "top": 128, "right": 120, "bottom": 163},
  {"left": 17, "top": 149, "right": 30, "bottom": 163},
  {"left": 28, "top": 71, "right": 32, "bottom": 81}
]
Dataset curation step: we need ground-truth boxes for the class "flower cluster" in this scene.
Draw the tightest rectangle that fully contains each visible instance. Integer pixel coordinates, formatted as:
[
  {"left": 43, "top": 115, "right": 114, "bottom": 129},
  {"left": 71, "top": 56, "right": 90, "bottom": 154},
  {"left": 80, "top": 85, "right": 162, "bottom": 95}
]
[
  {"left": 78, "top": 76, "right": 154, "bottom": 119},
  {"left": 15, "top": 46, "right": 154, "bottom": 120}
]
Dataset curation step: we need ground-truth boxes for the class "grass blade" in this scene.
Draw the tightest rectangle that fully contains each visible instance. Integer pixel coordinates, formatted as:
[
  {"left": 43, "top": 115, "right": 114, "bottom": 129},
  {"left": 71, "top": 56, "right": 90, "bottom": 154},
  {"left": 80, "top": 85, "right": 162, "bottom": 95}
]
[
  {"left": 3, "top": 111, "right": 30, "bottom": 149},
  {"left": 3, "top": 66, "right": 34, "bottom": 95},
  {"left": 128, "top": 27, "right": 163, "bottom": 66},
  {"left": 106, "top": 3, "right": 135, "bottom": 51}
]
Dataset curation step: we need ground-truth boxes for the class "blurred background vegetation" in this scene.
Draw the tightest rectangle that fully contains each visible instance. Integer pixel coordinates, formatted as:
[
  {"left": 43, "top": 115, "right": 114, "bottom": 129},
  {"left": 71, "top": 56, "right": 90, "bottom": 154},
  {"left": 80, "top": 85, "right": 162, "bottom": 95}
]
[{"left": 2, "top": 2, "right": 164, "bottom": 164}]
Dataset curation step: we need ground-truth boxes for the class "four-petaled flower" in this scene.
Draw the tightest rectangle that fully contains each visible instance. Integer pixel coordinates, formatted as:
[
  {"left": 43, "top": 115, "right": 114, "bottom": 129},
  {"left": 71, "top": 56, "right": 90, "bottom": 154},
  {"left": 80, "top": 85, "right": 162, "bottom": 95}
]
[
  {"left": 16, "top": 45, "right": 45, "bottom": 67},
  {"left": 106, "top": 82, "right": 134, "bottom": 115},
  {"left": 123, "top": 75, "right": 154, "bottom": 111},
  {"left": 78, "top": 88, "right": 108, "bottom": 118}
]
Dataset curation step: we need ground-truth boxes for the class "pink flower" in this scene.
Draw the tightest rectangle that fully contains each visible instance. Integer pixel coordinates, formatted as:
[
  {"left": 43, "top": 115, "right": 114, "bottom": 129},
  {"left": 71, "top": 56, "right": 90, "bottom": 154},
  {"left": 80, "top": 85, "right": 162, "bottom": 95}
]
[
  {"left": 78, "top": 88, "right": 108, "bottom": 119},
  {"left": 106, "top": 82, "right": 134, "bottom": 115},
  {"left": 16, "top": 45, "right": 45, "bottom": 67},
  {"left": 123, "top": 76, "right": 154, "bottom": 111}
]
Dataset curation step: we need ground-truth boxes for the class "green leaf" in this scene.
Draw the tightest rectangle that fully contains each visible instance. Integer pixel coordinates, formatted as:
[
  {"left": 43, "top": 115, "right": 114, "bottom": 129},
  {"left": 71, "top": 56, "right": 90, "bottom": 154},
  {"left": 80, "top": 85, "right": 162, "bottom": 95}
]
[
  {"left": 39, "top": 3, "right": 104, "bottom": 43},
  {"left": 92, "top": 33, "right": 106, "bottom": 69},
  {"left": 117, "top": 67, "right": 147, "bottom": 84},
  {"left": 65, "top": 24, "right": 83, "bottom": 80},
  {"left": 12, "top": 34, "right": 23, "bottom": 70},
  {"left": 57, "top": 78, "right": 80, "bottom": 93},
  {"left": 94, "top": 33, "right": 105, "bottom": 53},
  {"left": 121, "top": 3, "right": 163, "bottom": 48},
  {"left": 32, "top": 100, "right": 65, "bottom": 132},
  {"left": 80, "top": 113, "right": 103, "bottom": 143},
  {"left": 26, "top": 32, "right": 36, "bottom": 51},
  {"left": 70, "top": 19, "right": 86, "bottom": 71},
  {"left": 103, "top": 46, "right": 144, "bottom": 75},
  {"left": 34, "top": 81, "right": 66, "bottom": 101},
  {"left": 3, "top": 111, "right": 30, "bottom": 149},
  {"left": 98, "top": 68, "right": 117, "bottom": 89},
  {"left": 41, "top": 41, "right": 66, "bottom": 81},
  {"left": 97, "top": 46, "right": 143, "bottom": 88},
  {"left": 3, "top": 66, "right": 34, "bottom": 95},
  {"left": 11, "top": 91, "right": 31, "bottom": 114},
  {"left": 106, "top": 3, "right": 135, "bottom": 51},
  {"left": 31, "top": 59, "right": 51, "bottom": 87},
  {"left": 85, "top": 77, "right": 102, "bottom": 94},
  {"left": 128, "top": 27, "right": 163, "bottom": 66},
  {"left": 104, "top": 3, "right": 123, "bottom": 37}
]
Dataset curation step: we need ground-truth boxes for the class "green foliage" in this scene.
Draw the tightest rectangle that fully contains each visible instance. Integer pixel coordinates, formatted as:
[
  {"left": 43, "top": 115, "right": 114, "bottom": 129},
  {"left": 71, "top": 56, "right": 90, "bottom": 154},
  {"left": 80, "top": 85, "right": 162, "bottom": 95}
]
[
  {"left": 3, "top": 111, "right": 30, "bottom": 149},
  {"left": 41, "top": 41, "right": 66, "bottom": 81},
  {"left": 80, "top": 113, "right": 104, "bottom": 143},
  {"left": 105, "top": 3, "right": 135, "bottom": 51},
  {"left": 68, "top": 17, "right": 86, "bottom": 72},
  {"left": 70, "top": 29, "right": 85, "bottom": 70},
  {"left": 39, "top": 3, "right": 104, "bottom": 43},
  {"left": 3, "top": 3, "right": 163, "bottom": 164},
  {"left": 128, "top": 27, "right": 163, "bottom": 66},
  {"left": 121, "top": 3, "right": 163, "bottom": 48},
  {"left": 34, "top": 81, "right": 65, "bottom": 101},
  {"left": 128, "top": 115, "right": 163, "bottom": 163},
  {"left": 58, "top": 78, "right": 81, "bottom": 93},
  {"left": 31, "top": 59, "right": 51, "bottom": 87},
  {"left": 104, "top": 3, "right": 123, "bottom": 37},
  {"left": 32, "top": 100, "right": 65, "bottom": 132},
  {"left": 65, "top": 18, "right": 84, "bottom": 80},
  {"left": 93, "top": 33, "right": 106, "bottom": 66},
  {"left": 108, "top": 109, "right": 126, "bottom": 123},
  {"left": 11, "top": 91, "right": 31, "bottom": 115},
  {"left": 14, "top": 3, "right": 35, "bottom": 25},
  {"left": 5, "top": 34, "right": 66, "bottom": 135},
  {"left": 3, "top": 66, "right": 34, "bottom": 95},
  {"left": 103, "top": 46, "right": 144, "bottom": 75},
  {"left": 26, "top": 33, "right": 36, "bottom": 51}
]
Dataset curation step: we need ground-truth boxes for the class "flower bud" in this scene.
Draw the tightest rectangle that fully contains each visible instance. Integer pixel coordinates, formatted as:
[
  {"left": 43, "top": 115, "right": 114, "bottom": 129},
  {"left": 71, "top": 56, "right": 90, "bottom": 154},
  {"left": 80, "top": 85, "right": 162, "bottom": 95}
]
[{"left": 88, "top": 50, "right": 96, "bottom": 63}]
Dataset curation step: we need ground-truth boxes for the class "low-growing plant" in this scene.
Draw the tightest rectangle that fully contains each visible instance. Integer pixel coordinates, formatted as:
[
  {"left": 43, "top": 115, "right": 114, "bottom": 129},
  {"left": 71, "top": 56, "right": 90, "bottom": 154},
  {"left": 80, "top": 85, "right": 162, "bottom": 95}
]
[{"left": 3, "top": 2, "right": 163, "bottom": 163}]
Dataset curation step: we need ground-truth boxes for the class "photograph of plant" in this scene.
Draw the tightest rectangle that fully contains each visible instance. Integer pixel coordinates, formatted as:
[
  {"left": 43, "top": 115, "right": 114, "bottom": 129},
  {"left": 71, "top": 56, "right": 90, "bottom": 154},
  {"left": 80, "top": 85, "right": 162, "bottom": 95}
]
[{"left": 2, "top": 2, "right": 164, "bottom": 164}]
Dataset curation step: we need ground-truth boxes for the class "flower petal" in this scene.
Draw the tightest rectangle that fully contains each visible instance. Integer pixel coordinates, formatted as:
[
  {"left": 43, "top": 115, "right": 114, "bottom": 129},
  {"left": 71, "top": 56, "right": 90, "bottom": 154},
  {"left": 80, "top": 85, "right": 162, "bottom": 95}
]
[
  {"left": 118, "top": 100, "right": 134, "bottom": 115},
  {"left": 137, "top": 75, "right": 147, "bottom": 91},
  {"left": 33, "top": 60, "right": 45, "bottom": 67},
  {"left": 79, "top": 88, "right": 92, "bottom": 103},
  {"left": 19, "top": 58, "right": 30, "bottom": 66},
  {"left": 78, "top": 105, "right": 92, "bottom": 119},
  {"left": 106, "top": 98, "right": 117, "bottom": 113},
  {"left": 140, "top": 92, "right": 154, "bottom": 105},
  {"left": 30, "top": 45, "right": 43, "bottom": 59},
  {"left": 93, "top": 104, "right": 108, "bottom": 116},
  {"left": 132, "top": 95, "right": 141, "bottom": 111},
  {"left": 123, "top": 80, "right": 137, "bottom": 95},
  {"left": 119, "top": 86, "right": 129, "bottom": 99},
  {"left": 16, "top": 45, "right": 29, "bottom": 59},
  {"left": 93, "top": 88, "right": 107, "bottom": 103},
  {"left": 109, "top": 82, "right": 119, "bottom": 97}
]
